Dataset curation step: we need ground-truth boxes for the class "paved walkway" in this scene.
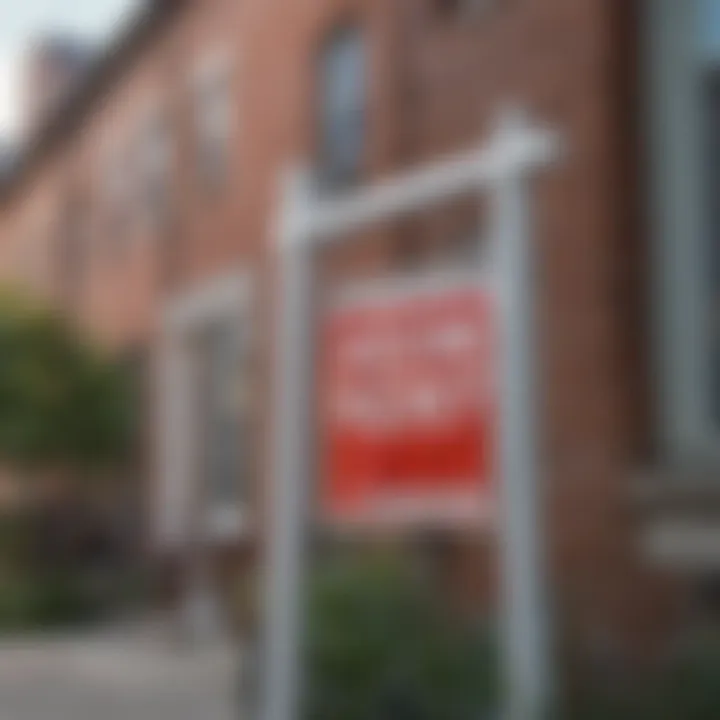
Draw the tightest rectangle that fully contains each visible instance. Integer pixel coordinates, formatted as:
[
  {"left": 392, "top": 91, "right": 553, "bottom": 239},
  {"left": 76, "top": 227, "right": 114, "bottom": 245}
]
[{"left": 0, "top": 627, "right": 237, "bottom": 720}]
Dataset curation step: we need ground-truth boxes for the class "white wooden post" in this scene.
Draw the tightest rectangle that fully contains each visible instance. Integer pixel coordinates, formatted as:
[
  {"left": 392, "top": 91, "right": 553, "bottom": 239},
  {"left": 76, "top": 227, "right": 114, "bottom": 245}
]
[
  {"left": 261, "top": 169, "right": 315, "bottom": 720},
  {"left": 261, "top": 110, "right": 561, "bottom": 720},
  {"left": 493, "top": 110, "right": 553, "bottom": 720}
]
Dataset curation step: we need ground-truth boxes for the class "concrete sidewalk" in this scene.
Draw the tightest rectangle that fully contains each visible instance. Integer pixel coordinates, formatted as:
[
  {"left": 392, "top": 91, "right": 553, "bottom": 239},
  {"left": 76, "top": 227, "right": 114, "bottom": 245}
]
[{"left": 0, "top": 627, "right": 237, "bottom": 720}]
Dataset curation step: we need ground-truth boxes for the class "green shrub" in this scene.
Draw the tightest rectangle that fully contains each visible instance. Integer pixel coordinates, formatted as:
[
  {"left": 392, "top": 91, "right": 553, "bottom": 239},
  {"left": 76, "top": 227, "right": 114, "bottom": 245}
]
[
  {"left": 569, "top": 632, "right": 720, "bottom": 720},
  {"left": 0, "top": 288, "right": 133, "bottom": 474},
  {"left": 0, "top": 510, "right": 106, "bottom": 633},
  {"left": 0, "top": 573, "right": 100, "bottom": 632},
  {"left": 0, "top": 512, "right": 34, "bottom": 579},
  {"left": 302, "top": 550, "right": 498, "bottom": 720}
]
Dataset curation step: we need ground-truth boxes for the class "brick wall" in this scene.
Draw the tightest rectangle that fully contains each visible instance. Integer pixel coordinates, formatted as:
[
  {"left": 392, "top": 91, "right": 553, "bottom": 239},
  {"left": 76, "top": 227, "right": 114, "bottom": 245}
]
[{"left": 0, "top": 0, "right": 672, "bottom": 658}]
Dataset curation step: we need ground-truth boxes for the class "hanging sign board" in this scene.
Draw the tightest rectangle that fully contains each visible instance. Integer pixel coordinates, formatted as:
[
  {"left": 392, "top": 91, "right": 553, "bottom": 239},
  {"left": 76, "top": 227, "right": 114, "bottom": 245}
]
[{"left": 320, "top": 272, "right": 497, "bottom": 528}]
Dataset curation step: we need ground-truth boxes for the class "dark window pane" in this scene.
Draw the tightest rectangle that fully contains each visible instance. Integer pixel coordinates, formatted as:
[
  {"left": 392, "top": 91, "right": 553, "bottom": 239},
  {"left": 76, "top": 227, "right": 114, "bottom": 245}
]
[
  {"left": 197, "top": 320, "right": 248, "bottom": 508},
  {"left": 318, "top": 27, "right": 365, "bottom": 188},
  {"left": 703, "top": 70, "right": 720, "bottom": 423}
]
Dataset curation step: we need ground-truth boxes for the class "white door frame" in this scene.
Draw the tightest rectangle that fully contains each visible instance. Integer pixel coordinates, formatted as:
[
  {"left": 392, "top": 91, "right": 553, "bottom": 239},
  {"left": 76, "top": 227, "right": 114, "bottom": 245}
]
[{"left": 155, "top": 271, "right": 253, "bottom": 551}]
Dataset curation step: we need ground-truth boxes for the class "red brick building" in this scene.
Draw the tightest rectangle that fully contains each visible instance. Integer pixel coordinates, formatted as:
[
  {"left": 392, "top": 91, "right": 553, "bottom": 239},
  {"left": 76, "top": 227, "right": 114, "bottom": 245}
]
[{"left": 0, "top": 0, "right": 717, "bottom": 664}]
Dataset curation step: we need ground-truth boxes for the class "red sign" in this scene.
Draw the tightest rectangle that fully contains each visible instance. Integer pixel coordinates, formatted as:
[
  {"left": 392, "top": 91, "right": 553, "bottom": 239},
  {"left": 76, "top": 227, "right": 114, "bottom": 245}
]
[{"left": 320, "top": 276, "right": 497, "bottom": 528}]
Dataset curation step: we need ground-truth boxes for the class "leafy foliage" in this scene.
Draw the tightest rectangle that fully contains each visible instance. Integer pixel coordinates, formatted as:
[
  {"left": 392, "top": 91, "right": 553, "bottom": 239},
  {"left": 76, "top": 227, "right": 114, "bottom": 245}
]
[
  {"left": 0, "top": 289, "right": 138, "bottom": 632},
  {"left": 0, "top": 570, "right": 100, "bottom": 632},
  {"left": 303, "top": 550, "right": 498, "bottom": 720},
  {"left": 0, "top": 289, "right": 132, "bottom": 472},
  {"left": 0, "top": 510, "right": 107, "bottom": 631}
]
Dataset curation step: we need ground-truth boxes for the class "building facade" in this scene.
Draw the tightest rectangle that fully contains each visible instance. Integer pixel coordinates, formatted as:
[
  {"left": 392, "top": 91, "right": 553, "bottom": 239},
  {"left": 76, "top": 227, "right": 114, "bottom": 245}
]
[{"left": 0, "top": 0, "right": 717, "bottom": 664}]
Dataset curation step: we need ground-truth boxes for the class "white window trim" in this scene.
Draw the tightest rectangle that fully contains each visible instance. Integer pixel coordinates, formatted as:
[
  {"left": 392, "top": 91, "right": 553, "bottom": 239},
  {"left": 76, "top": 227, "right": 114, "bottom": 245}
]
[
  {"left": 164, "top": 272, "right": 251, "bottom": 328},
  {"left": 642, "top": 519, "right": 720, "bottom": 570},
  {"left": 155, "top": 272, "right": 253, "bottom": 549}
]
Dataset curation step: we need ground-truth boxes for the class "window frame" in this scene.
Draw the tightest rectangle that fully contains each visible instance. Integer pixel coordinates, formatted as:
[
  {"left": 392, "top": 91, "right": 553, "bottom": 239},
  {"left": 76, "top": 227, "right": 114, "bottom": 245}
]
[
  {"left": 191, "top": 49, "right": 235, "bottom": 193},
  {"left": 138, "top": 103, "right": 173, "bottom": 231},
  {"left": 156, "top": 273, "right": 254, "bottom": 547},
  {"left": 103, "top": 139, "right": 134, "bottom": 251},
  {"left": 646, "top": 0, "right": 720, "bottom": 465}
]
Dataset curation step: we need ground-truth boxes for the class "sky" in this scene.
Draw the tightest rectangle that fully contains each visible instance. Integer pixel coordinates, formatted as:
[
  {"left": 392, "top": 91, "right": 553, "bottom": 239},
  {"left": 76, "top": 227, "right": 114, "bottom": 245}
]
[{"left": 0, "top": 0, "right": 139, "bottom": 139}]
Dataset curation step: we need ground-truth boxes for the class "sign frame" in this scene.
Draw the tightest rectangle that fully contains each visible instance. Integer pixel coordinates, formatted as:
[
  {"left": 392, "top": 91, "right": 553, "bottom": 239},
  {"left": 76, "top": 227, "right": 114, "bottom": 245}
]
[{"left": 261, "top": 109, "right": 562, "bottom": 720}]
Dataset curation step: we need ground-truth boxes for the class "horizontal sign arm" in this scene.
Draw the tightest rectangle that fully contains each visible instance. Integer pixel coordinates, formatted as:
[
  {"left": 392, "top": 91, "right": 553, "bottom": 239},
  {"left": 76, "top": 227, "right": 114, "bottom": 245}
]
[{"left": 292, "top": 113, "right": 560, "bottom": 247}]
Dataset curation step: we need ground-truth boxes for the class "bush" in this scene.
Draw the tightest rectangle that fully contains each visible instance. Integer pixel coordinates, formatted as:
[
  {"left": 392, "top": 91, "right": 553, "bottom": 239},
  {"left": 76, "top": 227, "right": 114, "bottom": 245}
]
[
  {"left": 0, "top": 573, "right": 100, "bottom": 632},
  {"left": 0, "top": 509, "right": 118, "bottom": 633},
  {"left": 0, "top": 289, "right": 141, "bottom": 635},
  {"left": 0, "top": 287, "right": 133, "bottom": 475},
  {"left": 302, "top": 550, "right": 498, "bottom": 720},
  {"left": 568, "top": 632, "right": 720, "bottom": 720}
]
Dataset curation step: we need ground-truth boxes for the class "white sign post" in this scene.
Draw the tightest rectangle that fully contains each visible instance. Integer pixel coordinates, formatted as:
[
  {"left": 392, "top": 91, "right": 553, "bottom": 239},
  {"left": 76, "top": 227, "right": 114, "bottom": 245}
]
[{"left": 261, "top": 109, "right": 561, "bottom": 720}]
